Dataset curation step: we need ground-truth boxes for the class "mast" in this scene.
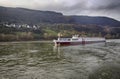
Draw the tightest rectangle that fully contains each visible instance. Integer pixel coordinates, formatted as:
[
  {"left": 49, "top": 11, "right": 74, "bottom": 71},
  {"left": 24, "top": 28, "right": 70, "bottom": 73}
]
[{"left": 58, "top": 33, "right": 62, "bottom": 40}]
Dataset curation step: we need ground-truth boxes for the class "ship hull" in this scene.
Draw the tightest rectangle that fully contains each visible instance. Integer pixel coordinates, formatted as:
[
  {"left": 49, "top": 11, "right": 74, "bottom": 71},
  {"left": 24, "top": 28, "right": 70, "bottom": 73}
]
[
  {"left": 55, "top": 40, "right": 106, "bottom": 46},
  {"left": 56, "top": 41, "right": 82, "bottom": 46}
]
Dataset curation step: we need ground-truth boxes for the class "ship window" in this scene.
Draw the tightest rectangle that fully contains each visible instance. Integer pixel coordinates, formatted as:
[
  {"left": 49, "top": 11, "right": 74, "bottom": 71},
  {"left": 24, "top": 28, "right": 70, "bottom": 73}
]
[
  {"left": 68, "top": 39, "right": 71, "bottom": 40},
  {"left": 72, "top": 39, "right": 78, "bottom": 40}
]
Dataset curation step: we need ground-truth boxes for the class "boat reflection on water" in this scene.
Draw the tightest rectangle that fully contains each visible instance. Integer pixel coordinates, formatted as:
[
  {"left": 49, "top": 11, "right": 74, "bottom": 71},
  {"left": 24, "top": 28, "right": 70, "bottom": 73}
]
[
  {"left": 53, "top": 46, "right": 64, "bottom": 59},
  {"left": 53, "top": 42, "right": 106, "bottom": 59},
  {"left": 53, "top": 42, "right": 106, "bottom": 51}
]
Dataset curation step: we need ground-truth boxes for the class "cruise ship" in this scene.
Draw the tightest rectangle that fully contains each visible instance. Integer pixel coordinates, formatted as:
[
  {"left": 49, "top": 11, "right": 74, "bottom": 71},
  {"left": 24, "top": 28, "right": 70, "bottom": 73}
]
[{"left": 53, "top": 35, "right": 106, "bottom": 46}]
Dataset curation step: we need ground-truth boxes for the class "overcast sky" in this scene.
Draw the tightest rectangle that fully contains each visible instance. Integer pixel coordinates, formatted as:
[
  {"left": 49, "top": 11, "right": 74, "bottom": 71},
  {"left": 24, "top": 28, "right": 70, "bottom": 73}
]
[{"left": 0, "top": 0, "right": 120, "bottom": 21}]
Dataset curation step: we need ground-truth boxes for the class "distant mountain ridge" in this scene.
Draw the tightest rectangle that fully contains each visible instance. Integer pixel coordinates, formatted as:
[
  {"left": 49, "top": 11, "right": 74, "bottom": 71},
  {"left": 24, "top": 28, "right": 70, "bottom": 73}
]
[
  {"left": 68, "top": 16, "right": 120, "bottom": 27},
  {"left": 0, "top": 6, "right": 66, "bottom": 24},
  {"left": 0, "top": 6, "right": 120, "bottom": 27}
]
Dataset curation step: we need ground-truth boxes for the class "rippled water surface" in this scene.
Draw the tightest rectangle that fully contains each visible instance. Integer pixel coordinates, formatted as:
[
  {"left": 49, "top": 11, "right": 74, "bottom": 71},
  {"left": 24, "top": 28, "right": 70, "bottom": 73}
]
[{"left": 0, "top": 40, "right": 120, "bottom": 79}]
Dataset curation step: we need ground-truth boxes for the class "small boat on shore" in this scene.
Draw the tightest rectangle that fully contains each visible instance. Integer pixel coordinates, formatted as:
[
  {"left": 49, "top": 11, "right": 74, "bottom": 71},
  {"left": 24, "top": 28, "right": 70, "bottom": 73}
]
[{"left": 53, "top": 35, "right": 106, "bottom": 46}]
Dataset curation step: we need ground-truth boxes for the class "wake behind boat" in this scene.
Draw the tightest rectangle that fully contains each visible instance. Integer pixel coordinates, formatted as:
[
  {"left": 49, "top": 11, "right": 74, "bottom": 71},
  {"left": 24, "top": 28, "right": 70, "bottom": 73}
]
[{"left": 53, "top": 35, "right": 106, "bottom": 46}]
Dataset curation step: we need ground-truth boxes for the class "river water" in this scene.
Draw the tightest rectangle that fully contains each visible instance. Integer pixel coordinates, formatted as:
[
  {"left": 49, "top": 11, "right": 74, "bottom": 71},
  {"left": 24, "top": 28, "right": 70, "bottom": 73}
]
[{"left": 0, "top": 39, "right": 120, "bottom": 79}]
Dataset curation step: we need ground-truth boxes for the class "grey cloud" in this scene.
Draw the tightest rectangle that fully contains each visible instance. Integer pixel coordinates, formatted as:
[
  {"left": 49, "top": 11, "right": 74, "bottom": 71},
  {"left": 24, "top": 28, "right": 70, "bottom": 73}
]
[
  {"left": 58, "top": 0, "right": 120, "bottom": 20},
  {"left": 35, "top": 0, "right": 87, "bottom": 11},
  {"left": 46, "top": 0, "right": 120, "bottom": 15},
  {"left": 90, "top": 0, "right": 120, "bottom": 11},
  {"left": 0, "top": 0, "right": 120, "bottom": 20}
]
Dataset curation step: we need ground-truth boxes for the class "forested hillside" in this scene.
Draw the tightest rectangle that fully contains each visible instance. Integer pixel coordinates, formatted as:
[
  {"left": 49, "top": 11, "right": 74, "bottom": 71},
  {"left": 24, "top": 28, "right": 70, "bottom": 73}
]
[
  {"left": 0, "top": 6, "right": 120, "bottom": 27},
  {"left": 0, "top": 6, "right": 120, "bottom": 41},
  {"left": 0, "top": 23, "right": 120, "bottom": 41}
]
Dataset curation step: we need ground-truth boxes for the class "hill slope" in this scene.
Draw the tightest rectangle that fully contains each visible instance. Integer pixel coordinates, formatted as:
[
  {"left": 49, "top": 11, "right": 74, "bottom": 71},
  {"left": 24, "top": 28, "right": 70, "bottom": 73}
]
[
  {"left": 0, "top": 6, "right": 67, "bottom": 24},
  {"left": 68, "top": 16, "right": 120, "bottom": 27},
  {"left": 0, "top": 6, "right": 120, "bottom": 27}
]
